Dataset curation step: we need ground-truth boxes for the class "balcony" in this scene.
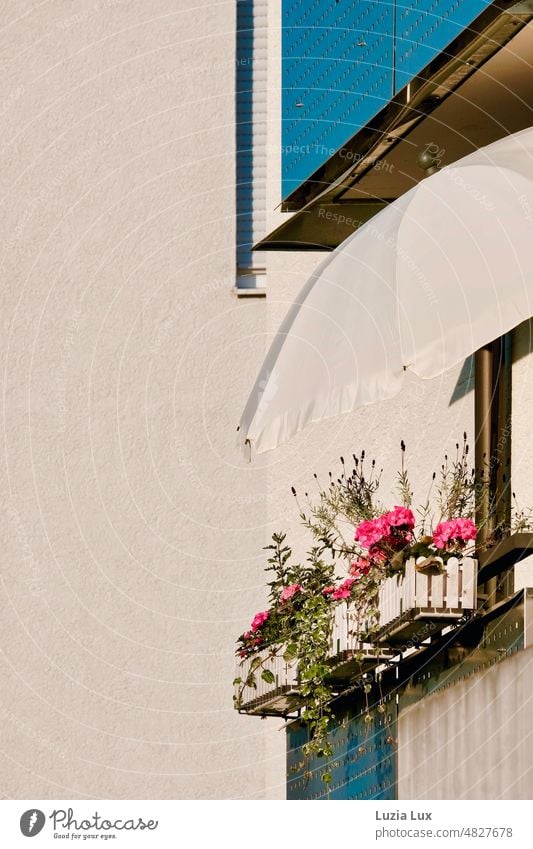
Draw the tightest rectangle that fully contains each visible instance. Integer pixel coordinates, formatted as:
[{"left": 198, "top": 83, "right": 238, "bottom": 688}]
[{"left": 235, "top": 555, "right": 478, "bottom": 716}]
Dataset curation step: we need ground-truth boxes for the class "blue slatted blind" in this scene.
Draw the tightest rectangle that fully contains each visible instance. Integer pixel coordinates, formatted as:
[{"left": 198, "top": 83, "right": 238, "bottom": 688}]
[{"left": 236, "top": 0, "right": 267, "bottom": 289}]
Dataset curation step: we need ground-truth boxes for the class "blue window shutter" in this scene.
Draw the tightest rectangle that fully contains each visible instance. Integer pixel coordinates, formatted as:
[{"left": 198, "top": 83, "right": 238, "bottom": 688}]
[{"left": 236, "top": 0, "right": 267, "bottom": 290}]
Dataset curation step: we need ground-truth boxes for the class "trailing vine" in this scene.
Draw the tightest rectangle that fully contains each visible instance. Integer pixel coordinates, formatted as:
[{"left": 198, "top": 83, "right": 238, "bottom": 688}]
[{"left": 233, "top": 534, "right": 337, "bottom": 764}]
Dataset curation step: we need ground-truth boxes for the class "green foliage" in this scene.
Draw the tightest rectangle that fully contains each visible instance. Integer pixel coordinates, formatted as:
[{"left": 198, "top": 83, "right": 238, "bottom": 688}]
[
  {"left": 297, "top": 452, "right": 383, "bottom": 559},
  {"left": 435, "top": 434, "right": 475, "bottom": 522},
  {"left": 235, "top": 535, "right": 337, "bottom": 766}
]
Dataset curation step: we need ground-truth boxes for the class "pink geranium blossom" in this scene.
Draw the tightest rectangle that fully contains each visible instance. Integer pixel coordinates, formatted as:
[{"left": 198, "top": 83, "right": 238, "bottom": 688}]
[
  {"left": 332, "top": 577, "right": 356, "bottom": 600},
  {"left": 251, "top": 610, "right": 269, "bottom": 632},
  {"left": 350, "top": 556, "right": 372, "bottom": 580},
  {"left": 355, "top": 515, "right": 389, "bottom": 548},
  {"left": 433, "top": 518, "right": 477, "bottom": 550},
  {"left": 355, "top": 516, "right": 390, "bottom": 548},
  {"left": 387, "top": 506, "right": 415, "bottom": 530},
  {"left": 322, "top": 585, "right": 336, "bottom": 596},
  {"left": 355, "top": 507, "right": 415, "bottom": 551},
  {"left": 280, "top": 583, "right": 302, "bottom": 603}
]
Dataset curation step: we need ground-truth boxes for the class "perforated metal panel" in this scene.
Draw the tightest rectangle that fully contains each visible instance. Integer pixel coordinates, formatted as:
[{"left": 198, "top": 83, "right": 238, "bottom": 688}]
[
  {"left": 282, "top": 0, "right": 394, "bottom": 198},
  {"left": 394, "top": 0, "right": 492, "bottom": 91},
  {"left": 286, "top": 700, "right": 397, "bottom": 800},
  {"left": 282, "top": 0, "right": 493, "bottom": 198}
]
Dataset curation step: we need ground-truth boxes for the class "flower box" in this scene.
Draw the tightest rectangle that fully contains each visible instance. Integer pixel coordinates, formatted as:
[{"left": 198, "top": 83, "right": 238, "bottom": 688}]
[
  {"left": 235, "top": 601, "right": 393, "bottom": 716},
  {"left": 326, "top": 601, "right": 394, "bottom": 682},
  {"left": 234, "top": 650, "right": 301, "bottom": 716},
  {"left": 371, "top": 555, "right": 477, "bottom": 645}
]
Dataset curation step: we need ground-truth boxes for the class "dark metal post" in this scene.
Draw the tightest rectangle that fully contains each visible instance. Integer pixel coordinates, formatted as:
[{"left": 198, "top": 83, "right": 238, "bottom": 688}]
[
  {"left": 474, "top": 334, "right": 512, "bottom": 605},
  {"left": 474, "top": 345, "right": 492, "bottom": 550},
  {"left": 415, "top": 149, "right": 513, "bottom": 604}
]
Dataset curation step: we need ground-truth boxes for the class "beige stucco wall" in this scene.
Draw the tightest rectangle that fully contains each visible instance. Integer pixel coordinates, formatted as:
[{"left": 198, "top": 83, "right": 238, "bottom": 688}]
[
  {"left": 0, "top": 0, "right": 286, "bottom": 800},
  {"left": 2, "top": 0, "right": 532, "bottom": 804}
]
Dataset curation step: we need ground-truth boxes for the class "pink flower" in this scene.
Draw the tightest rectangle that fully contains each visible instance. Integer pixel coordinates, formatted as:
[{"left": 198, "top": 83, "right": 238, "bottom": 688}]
[
  {"left": 433, "top": 518, "right": 477, "bottom": 550},
  {"left": 454, "top": 518, "right": 477, "bottom": 540},
  {"left": 355, "top": 516, "right": 389, "bottom": 548},
  {"left": 322, "top": 585, "right": 336, "bottom": 596},
  {"left": 251, "top": 610, "right": 269, "bottom": 632},
  {"left": 350, "top": 556, "right": 372, "bottom": 579},
  {"left": 243, "top": 631, "right": 251, "bottom": 640},
  {"left": 332, "top": 577, "right": 356, "bottom": 600},
  {"left": 386, "top": 506, "right": 415, "bottom": 530},
  {"left": 355, "top": 508, "right": 414, "bottom": 553},
  {"left": 280, "top": 583, "right": 302, "bottom": 603}
]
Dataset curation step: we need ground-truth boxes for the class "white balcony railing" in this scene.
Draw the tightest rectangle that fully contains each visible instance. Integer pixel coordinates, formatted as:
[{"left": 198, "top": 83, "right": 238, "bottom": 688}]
[
  {"left": 235, "top": 557, "right": 477, "bottom": 714},
  {"left": 235, "top": 600, "right": 391, "bottom": 715},
  {"left": 234, "top": 651, "right": 300, "bottom": 715},
  {"left": 373, "top": 556, "right": 477, "bottom": 643},
  {"left": 327, "top": 601, "right": 393, "bottom": 678}
]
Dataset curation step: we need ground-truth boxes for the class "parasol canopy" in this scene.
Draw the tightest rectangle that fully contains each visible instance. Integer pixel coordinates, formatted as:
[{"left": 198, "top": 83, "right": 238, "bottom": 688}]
[{"left": 239, "top": 127, "right": 533, "bottom": 453}]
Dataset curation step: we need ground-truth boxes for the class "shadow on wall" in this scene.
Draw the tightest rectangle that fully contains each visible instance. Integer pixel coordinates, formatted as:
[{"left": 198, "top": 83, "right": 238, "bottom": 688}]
[{"left": 449, "top": 319, "right": 533, "bottom": 406}]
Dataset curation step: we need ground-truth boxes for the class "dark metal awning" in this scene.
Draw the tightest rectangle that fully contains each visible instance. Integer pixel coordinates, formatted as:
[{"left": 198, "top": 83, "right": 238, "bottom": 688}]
[{"left": 257, "top": 1, "right": 533, "bottom": 251}]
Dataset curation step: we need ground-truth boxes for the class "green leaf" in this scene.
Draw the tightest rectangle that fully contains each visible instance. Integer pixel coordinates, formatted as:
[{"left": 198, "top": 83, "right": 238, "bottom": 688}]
[
  {"left": 232, "top": 677, "right": 242, "bottom": 686},
  {"left": 322, "top": 772, "right": 333, "bottom": 784},
  {"left": 283, "top": 643, "right": 298, "bottom": 661},
  {"left": 261, "top": 669, "right": 276, "bottom": 684}
]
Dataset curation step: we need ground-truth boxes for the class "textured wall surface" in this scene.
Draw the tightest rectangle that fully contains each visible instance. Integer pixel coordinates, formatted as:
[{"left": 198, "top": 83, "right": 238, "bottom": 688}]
[
  {"left": 2, "top": 0, "right": 532, "bottom": 803},
  {"left": 0, "top": 0, "right": 285, "bottom": 799},
  {"left": 398, "top": 647, "right": 533, "bottom": 799}
]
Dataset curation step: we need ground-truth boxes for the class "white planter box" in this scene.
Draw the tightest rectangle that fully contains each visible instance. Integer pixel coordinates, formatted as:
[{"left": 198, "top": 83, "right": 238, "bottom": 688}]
[
  {"left": 235, "top": 601, "right": 392, "bottom": 715},
  {"left": 327, "top": 602, "right": 394, "bottom": 681},
  {"left": 234, "top": 650, "right": 300, "bottom": 716},
  {"left": 235, "top": 558, "right": 477, "bottom": 713},
  {"left": 373, "top": 555, "right": 477, "bottom": 644}
]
